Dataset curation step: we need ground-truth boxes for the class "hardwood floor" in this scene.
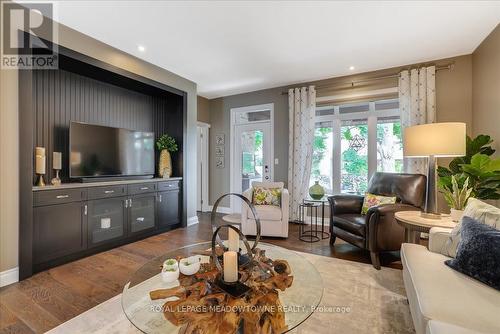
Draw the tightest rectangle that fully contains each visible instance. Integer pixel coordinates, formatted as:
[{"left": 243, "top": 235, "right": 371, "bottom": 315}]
[{"left": 0, "top": 212, "right": 404, "bottom": 333}]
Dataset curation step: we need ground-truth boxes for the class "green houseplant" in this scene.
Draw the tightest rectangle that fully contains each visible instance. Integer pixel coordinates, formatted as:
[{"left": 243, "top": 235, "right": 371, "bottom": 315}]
[
  {"left": 438, "top": 175, "right": 473, "bottom": 221},
  {"left": 156, "top": 134, "right": 178, "bottom": 178},
  {"left": 437, "top": 134, "right": 500, "bottom": 201}
]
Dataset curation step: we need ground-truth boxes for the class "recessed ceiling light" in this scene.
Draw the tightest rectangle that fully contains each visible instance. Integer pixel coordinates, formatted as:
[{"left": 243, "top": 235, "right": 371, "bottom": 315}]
[
  {"left": 349, "top": 66, "right": 355, "bottom": 70},
  {"left": 137, "top": 45, "right": 146, "bottom": 52}
]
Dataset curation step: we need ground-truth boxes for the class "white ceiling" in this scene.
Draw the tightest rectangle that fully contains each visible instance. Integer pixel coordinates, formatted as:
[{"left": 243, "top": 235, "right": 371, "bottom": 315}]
[{"left": 53, "top": 1, "right": 500, "bottom": 98}]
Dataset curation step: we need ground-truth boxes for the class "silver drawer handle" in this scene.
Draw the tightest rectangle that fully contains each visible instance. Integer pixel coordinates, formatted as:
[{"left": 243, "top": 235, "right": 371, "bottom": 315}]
[
  {"left": 104, "top": 190, "right": 114, "bottom": 194},
  {"left": 136, "top": 217, "right": 145, "bottom": 222},
  {"left": 56, "top": 195, "right": 69, "bottom": 199},
  {"left": 159, "top": 194, "right": 162, "bottom": 202},
  {"left": 168, "top": 184, "right": 172, "bottom": 187},
  {"left": 140, "top": 187, "right": 148, "bottom": 190}
]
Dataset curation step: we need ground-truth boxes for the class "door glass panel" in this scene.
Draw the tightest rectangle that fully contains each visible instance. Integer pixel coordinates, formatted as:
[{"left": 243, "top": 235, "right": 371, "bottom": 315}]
[
  {"left": 241, "top": 130, "right": 263, "bottom": 192},
  {"left": 341, "top": 120, "right": 368, "bottom": 194},
  {"left": 130, "top": 196, "right": 155, "bottom": 233},
  {"left": 310, "top": 121, "right": 333, "bottom": 194},
  {"left": 377, "top": 117, "right": 403, "bottom": 173},
  {"left": 89, "top": 198, "right": 124, "bottom": 245}
]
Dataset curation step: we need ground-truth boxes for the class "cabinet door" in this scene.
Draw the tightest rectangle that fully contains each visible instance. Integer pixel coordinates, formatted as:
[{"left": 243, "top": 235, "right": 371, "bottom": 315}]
[
  {"left": 34, "top": 202, "right": 87, "bottom": 264},
  {"left": 129, "top": 193, "right": 156, "bottom": 235},
  {"left": 88, "top": 197, "right": 127, "bottom": 247},
  {"left": 157, "top": 190, "right": 181, "bottom": 228}
]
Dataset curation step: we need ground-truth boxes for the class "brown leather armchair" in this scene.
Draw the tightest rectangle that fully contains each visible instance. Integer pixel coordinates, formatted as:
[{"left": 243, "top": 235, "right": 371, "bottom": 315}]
[{"left": 328, "top": 172, "right": 426, "bottom": 269}]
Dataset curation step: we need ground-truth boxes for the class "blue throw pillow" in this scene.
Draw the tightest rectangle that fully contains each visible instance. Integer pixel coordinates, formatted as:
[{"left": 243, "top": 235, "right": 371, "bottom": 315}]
[{"left": 445, "top": 216, "right": 500, "bottom": 291}]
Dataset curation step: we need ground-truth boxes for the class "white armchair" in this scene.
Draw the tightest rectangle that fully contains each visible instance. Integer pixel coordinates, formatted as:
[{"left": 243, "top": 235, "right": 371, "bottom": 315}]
[{"left": 241, "top": 181, "right": 289, "bottom": 238}]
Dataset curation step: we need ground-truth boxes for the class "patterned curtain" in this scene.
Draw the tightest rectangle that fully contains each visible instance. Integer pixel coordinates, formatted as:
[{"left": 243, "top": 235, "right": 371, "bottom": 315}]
[
  {"left": 399, "top": 66, "right": 436, "bottom": 174},
  {"left": 288, "top": 86, "right": 316, "bottom": 221}
]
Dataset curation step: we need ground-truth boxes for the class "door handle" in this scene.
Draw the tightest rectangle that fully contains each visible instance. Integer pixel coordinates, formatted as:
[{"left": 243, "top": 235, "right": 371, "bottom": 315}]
[
  {"left": 104, "top": 190, "right": 114, "bottom": 194},
  {"left": 129, "top": 199, "right": 132, "bottom": 207},
  {"left": 56, "top": 195, "right": 69, "bottom": 199},
  {"left": 159, "top": 194, "right": 162, "bottom": 202},
  {"left": 84, "top": 205, "right": 87, "bottom": 215},
  {"left": 136, "top": 217, "right": 145, "bottom": 222},
  {"left": 124, "top": 199, "right": 128, "bottom": 208}
]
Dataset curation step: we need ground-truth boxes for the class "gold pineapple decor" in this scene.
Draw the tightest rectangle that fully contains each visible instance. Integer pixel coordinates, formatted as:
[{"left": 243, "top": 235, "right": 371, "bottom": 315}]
[{"left": 156, "top": 134, "right": 178, "bottom": 178}]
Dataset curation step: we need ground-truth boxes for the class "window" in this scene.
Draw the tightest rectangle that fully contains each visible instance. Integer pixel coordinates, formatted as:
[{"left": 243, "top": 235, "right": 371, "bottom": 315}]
[{"left": 310, "top": 98, "right": 401, "bottom": 195}]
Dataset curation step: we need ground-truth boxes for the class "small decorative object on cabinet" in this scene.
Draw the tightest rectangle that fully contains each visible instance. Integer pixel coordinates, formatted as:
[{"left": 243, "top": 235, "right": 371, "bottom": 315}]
[
  {"left": 438, "top": 175, "right": 472, "bottom": 222},
  {"left": 309, "top": 181, "right": 325, "bottom": 200},
  {"left": 35, "top": 146, "right": 46, "bottom": 186},
  {"left": 51, "top": 152, "right": 62, "bottom": 186},
  {"left": 156, "top": 134, "right": 178, "bottom": 178}
]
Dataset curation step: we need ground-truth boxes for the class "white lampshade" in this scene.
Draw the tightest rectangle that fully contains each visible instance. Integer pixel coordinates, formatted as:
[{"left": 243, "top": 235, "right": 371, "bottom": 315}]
[{"left": 403, "top": 122, "right": 466, "bottom": 157}]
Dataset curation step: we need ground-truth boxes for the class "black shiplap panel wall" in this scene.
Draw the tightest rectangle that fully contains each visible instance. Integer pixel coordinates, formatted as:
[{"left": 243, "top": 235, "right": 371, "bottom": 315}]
[{"left": 32, "top": 68, "right": 178, "bottom": 181}]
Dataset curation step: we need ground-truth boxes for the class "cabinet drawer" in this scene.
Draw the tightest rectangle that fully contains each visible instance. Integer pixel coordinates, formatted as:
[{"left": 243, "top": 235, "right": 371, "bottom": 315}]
[
  {"left": 88, "top": 185, "right": 126, "bottom": 200},
  {"left": 158, "top": 180, "right": 180, "bottom": 191},
  {"left": 34, "top": 189, "right": 87, "bottom": 206},
  {"left": 128, "top": 183, "right": 157, "bottom": 195}
]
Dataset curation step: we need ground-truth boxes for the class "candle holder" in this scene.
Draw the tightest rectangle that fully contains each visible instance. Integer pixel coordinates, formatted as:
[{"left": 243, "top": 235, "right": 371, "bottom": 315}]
[
  {"left": 36, "top": 174, "right": 46, "bottom": 187},
  {"left": 211, "top": 225, "right": 253, "bottom": 298},
  {"left": 51, "top": 169, "right": 61, "bottom": 186}
]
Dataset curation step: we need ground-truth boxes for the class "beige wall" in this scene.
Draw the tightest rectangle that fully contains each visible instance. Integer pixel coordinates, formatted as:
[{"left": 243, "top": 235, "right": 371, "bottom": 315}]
[
  {"left": 472, "top": 24, "right": 500, "bottom": 153},
  {"left": 208, "top": 55, "right": 474, "bottom": 208},
  {"left": 197, "top": 96, "right": 210, "bottom": 123},
  {"left": 0, "top": 20, "right": 198, "bottom": 272}
]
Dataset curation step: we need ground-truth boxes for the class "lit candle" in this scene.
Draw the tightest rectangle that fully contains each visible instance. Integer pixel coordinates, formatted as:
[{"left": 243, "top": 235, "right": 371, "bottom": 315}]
[
  {"left": 35, "top": 155, "right": 46, "bottom": 174},
  {"left": 223, "top": 251, "right": 238, "bottom": 283},
  {"left": 53, "top": 152, "right": 62, "bottom": 170},
  {"left": 228, "top": 227, "right": 239, "bottom": 252}
]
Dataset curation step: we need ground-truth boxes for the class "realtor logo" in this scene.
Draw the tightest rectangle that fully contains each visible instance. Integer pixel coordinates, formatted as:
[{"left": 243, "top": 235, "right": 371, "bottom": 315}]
[{"left": 1, "top": 1, "right": 58, "bottom": 69}]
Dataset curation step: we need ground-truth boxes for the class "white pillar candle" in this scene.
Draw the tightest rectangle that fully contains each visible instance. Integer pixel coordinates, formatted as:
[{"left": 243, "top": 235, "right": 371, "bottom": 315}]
[
  {"left": 223, "top": 251, "right": 238, "bottom": 283},
  {"left": 53, "top": 152, "right": 62, "bottom": 170},
  {"left": 228, "top": 227, "right": 239, "bottom": 252},
  {"left": 35, "top": 155, "right": 46, "bottom": 174},
  {"left": 35, "top": 147, "right": 45, "bottom": 157}
]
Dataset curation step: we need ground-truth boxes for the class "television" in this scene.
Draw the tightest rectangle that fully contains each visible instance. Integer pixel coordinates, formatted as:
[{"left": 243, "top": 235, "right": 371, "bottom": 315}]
[{"left": 70, "top": 122, "right": 155, "bottom": 179}]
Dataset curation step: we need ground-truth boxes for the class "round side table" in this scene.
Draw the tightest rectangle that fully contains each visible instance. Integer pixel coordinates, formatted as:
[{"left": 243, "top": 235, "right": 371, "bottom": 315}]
[{"left": 395, "top": 211, "right": 457, "bottom": 244}]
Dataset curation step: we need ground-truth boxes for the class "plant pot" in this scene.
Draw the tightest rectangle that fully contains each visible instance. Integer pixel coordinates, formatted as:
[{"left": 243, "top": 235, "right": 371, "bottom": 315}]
[
  {"left": 159, "top": 149, "right": 172, "bottom": 178},
  {"left": 450, "top": 209, "right": 464, "bottom": 222},
  {"left": 309, "top": 181, "right": 325, "bottom": 200}
]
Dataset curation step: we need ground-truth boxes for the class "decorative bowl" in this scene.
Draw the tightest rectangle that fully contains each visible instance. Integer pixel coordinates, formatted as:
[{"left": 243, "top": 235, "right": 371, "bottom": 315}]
[
  {"left": 179, "top": 256, "right": 201, "bottom": 276},
  {"left": 162, "top": 258, "right": 178, "bottom": 271},
  {"left": 161, "top": 267, "right": 179, "bottom": 283}
]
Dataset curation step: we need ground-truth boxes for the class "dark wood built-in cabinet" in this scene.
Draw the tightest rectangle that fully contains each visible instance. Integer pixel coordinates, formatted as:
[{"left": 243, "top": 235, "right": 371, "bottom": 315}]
[
  {"left": 32, "top": 179, "right": 181, "bottom": 272},
  {"left": 19, "top": 36, "right": 188, "bottom": 279}
]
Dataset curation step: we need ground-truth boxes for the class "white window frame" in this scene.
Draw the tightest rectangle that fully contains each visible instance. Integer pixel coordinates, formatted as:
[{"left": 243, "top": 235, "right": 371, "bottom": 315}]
[{"left": 314, "top": 98, "right": 400, "bottom": 194}]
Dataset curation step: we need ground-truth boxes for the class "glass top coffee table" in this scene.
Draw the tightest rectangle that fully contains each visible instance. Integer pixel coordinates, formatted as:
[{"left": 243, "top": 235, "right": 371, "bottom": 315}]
[{"left": 122, "top": 241, "right": 323, "bottom": 333}]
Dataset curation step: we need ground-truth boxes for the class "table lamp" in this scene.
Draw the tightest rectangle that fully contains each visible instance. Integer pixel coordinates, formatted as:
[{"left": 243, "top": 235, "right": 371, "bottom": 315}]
[{"left": 403, "top": 122, "right": 466, "bottom": 219}]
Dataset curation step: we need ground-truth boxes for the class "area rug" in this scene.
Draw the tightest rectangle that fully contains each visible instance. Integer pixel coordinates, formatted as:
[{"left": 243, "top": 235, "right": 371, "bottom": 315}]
[{"left": 46, "top": 252, "right": 414, "bottom": 334}]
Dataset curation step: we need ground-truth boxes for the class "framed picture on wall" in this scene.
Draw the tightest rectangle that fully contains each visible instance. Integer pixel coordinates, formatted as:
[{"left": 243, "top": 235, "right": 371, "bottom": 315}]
[
  {"left": 215, "top": 145, "right": 224, "bottom": 156},
  {"left": 216, "top": 156, "right": 225, "bottom": 169},
  {"left": 215, "top": 134, "right": 225, "bottom": 145}
]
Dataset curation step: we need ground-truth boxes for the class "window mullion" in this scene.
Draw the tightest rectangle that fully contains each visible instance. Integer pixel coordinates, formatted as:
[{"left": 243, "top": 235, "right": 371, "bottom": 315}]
[{"left": 367, "top": 102, "right": 377, "bottom": 181}]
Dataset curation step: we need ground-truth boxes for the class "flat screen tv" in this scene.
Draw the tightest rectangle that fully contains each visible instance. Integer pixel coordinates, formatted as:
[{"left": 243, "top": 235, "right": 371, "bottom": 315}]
[{"left": 70, "top": 122, "right": 155, "bottom": 179}]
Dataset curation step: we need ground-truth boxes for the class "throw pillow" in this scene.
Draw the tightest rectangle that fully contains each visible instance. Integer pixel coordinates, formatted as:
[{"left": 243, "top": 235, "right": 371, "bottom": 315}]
[
  {"left": 252, "top": 187, "right": 281, "bottom": 206},
  {"left": 445, "top": 216, "right": 500, "bottom": 291},
  {"left": 442, "top": 198, "right": 500, "bottom": 258},
  {"left": 361, "top": 193, "right": 396, "bottom": 215}
]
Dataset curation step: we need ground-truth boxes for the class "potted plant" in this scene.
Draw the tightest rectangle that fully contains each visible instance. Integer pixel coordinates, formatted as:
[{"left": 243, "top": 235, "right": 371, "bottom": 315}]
[
  {"left": 156, "top": 134, "right": 178, "bottom": 178},
  {"left": 438, "top": 175, "right": 473, "bottom": 221},
  {"left": 438, "top": 134, "right": 500, "bottom": 201}
]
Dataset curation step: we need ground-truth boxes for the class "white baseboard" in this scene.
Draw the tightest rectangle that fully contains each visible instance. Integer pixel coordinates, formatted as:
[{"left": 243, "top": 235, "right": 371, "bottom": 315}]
[
  {"left": 207, "top": 205, "right": 232, "bottom": 214},
  {"left": 187, "top": 216, "right": 199, "bottom": 226},
  {"left": 0, "top": 267, "right": 19, "bottom": 287}
]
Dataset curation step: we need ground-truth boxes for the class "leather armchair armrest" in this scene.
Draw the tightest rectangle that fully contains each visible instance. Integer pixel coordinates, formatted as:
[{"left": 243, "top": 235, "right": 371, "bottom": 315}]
[
  {"left": 366, "top": 203, "right": 420, "bottom": 252},
  {"left": 328, "top": 195, "right": 364, "bottom": 215}
]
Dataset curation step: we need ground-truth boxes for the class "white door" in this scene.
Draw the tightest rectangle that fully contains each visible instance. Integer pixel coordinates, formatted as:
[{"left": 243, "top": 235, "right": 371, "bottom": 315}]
[{"left": 230, "top": 104, "right": 274, "bottom": 213}]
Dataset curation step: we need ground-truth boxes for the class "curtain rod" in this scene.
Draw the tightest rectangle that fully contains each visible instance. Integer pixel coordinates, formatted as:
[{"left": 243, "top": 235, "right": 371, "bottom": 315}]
[{"left": 281, "top": 62, "right": 454, "bottom": 95}]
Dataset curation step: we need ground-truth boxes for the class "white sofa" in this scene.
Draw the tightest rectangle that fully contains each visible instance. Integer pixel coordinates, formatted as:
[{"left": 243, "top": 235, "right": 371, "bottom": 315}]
[
  {"left": 401, "top": 227, "right": 500, "bottom": 334},
  {"left": 241, "top": 181, "right": 289, "bottom": 238}
]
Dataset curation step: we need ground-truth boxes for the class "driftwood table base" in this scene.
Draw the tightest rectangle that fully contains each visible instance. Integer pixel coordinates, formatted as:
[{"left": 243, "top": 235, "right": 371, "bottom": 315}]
[{"left": 149, "top": 248, "right": 294, "bottom": 334}]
